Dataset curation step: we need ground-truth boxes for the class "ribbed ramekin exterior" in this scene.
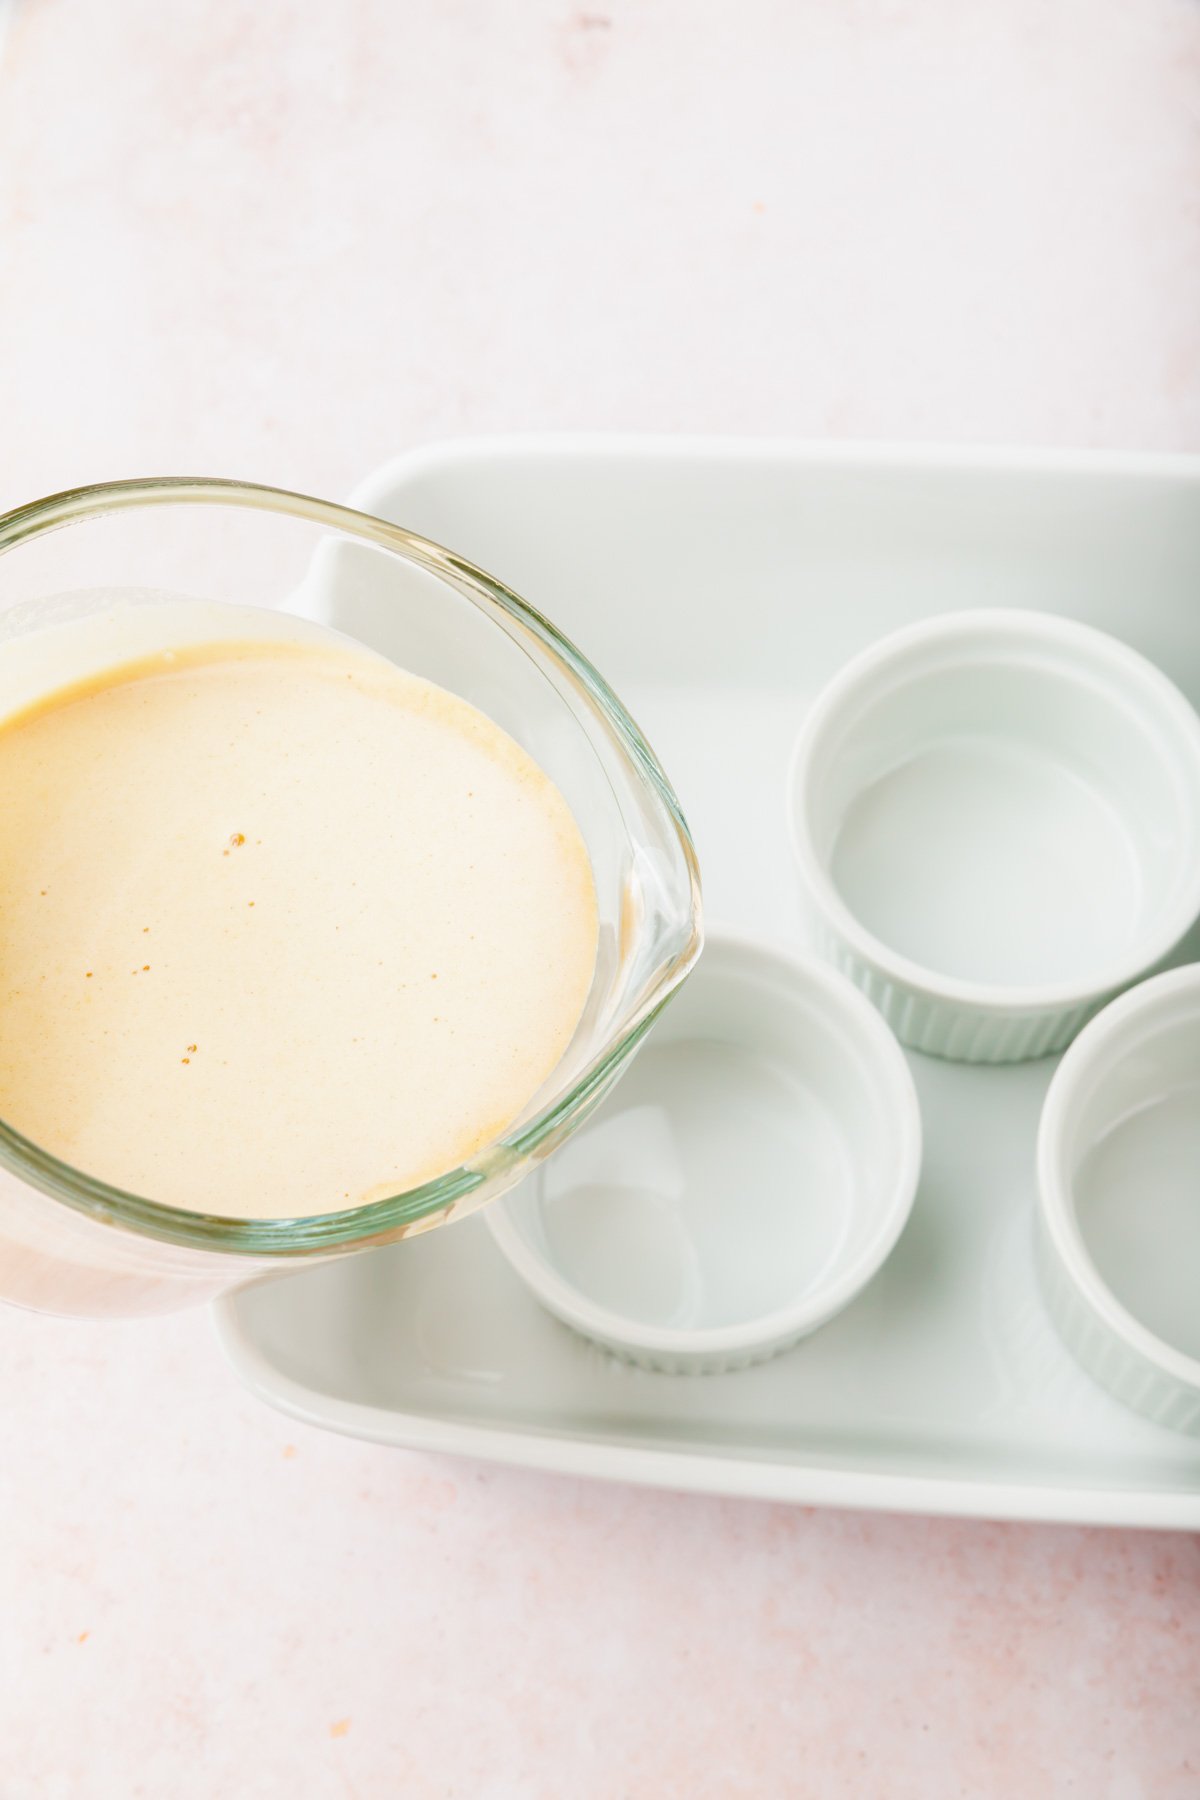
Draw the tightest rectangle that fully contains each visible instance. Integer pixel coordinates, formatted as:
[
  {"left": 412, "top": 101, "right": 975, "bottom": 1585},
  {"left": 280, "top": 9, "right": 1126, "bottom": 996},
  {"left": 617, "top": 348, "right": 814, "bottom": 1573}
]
[
  {"left": 1035, "top": 1216, "right": 1200, "bottom": 1437},
  {"left": 585, "top": 1323, "right": 817, "bottom": 1376},
  {"left": 802, "top": 904, "right": 1099, "bottom": 1064}
]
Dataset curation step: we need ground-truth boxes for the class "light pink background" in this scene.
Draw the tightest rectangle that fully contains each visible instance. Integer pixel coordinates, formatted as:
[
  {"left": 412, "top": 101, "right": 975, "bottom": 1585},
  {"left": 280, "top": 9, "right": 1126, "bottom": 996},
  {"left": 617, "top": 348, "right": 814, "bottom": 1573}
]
[{"left": 1, "top": 2, "right": 1199, "bottom": 1794}]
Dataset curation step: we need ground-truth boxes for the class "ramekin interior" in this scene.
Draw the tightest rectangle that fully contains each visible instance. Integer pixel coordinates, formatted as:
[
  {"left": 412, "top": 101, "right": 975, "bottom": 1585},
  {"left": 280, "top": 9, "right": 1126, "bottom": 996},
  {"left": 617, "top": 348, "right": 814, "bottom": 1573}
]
[
  {"left": 486, "top": 932, "right": 921, "bottom": 1366},
  {"left": 790, "top": 610, "right": 1200, "bottom": 1010},
  {"left": 1038, "top": 965, "right": 1200, "bottom": 1391}
]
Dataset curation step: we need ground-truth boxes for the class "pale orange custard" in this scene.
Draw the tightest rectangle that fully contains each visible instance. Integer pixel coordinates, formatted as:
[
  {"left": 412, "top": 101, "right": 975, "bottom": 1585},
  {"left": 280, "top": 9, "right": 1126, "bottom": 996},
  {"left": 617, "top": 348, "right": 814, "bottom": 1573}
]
[{"left": 0, "top": 640, "right": 598, "bottom": 1217}]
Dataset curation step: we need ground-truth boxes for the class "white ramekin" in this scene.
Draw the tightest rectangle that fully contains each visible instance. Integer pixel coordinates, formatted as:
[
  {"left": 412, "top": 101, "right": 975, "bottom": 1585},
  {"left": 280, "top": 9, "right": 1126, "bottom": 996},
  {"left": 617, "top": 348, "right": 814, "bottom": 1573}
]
[
  {"left": 1036, "top": 964, "right": 1200, "bottom": 1436},
  {"left": 485, "top": 930, "right": 922, "bottom": 1375},
  {"left": 787, "top": 609, "right": 1200, "bottom": 1062}
]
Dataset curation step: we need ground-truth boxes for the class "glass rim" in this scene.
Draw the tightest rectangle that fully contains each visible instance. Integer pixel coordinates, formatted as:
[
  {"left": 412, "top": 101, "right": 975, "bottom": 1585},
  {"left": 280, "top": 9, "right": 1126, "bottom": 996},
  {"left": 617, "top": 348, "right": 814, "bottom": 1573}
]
[{"left": 0, "top": 475, "right": 702, "bottom": 1254}]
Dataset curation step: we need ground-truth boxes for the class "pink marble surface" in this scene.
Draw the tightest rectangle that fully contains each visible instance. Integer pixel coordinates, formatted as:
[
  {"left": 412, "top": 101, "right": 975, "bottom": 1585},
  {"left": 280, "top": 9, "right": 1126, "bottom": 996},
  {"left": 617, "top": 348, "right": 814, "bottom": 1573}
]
[{"left": 1, "top": 1, "right": 1199, "bottom": 1793}]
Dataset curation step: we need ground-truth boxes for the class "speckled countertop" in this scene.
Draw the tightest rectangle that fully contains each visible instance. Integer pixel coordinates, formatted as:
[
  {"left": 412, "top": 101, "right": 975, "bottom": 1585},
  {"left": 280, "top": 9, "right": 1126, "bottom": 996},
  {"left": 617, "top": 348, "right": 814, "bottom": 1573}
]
[{"left": 0, "top": 2, "right": 1198, "bottom": 1794}]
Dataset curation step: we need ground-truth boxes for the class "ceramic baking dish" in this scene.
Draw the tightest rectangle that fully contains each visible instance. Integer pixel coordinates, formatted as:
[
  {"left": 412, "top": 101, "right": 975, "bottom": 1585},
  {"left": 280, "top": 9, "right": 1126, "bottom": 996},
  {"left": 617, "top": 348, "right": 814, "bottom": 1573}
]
[{"left": 216, "top": 438, "right": 1200, "bottom": 1527}]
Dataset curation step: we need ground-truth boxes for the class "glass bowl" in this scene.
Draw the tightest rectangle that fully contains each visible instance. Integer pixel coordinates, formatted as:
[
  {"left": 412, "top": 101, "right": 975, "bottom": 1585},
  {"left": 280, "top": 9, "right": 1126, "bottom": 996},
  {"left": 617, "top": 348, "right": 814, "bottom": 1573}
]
[{"left": 0, "top": 478, "right": 702, "bottom": 1316}]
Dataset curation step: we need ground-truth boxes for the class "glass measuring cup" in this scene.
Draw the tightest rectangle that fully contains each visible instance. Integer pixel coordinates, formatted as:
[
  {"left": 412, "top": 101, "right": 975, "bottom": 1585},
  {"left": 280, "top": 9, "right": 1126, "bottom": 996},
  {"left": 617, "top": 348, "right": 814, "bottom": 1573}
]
[{"left": 0, "top": 479, "right": 702, "bottom": 1316}]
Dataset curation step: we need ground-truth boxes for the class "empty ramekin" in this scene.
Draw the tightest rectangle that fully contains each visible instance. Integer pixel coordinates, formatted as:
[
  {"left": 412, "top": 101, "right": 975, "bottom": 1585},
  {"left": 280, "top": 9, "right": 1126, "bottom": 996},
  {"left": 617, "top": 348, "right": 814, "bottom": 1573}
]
[
  {"left": 1036, "top": 964, "right": 1200, "bottom": 1436},
  {"left": 787, "top": 609, "right": 1200, "bottom": 1062},
  {"left": 485, "top": 931, "right": 922, "bottom": 1374}
]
